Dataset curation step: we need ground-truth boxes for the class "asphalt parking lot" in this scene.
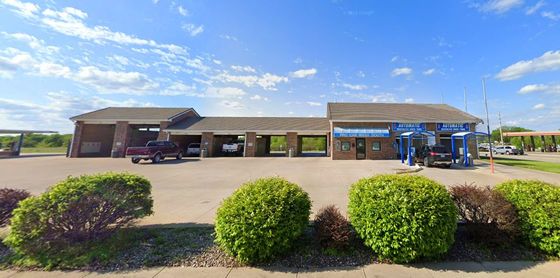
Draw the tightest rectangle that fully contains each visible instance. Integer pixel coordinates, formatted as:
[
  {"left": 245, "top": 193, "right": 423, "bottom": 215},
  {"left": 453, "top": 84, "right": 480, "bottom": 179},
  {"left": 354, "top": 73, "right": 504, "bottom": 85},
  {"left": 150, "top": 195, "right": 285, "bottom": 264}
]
[{"left": 1, "top": 155, "right": 558, "bottom": 226}]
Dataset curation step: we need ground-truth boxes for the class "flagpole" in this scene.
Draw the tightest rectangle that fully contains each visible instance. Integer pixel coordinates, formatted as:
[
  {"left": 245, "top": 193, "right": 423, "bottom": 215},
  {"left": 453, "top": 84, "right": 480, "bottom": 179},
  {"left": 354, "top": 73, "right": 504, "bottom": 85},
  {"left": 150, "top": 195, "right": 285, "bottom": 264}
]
[{"left": 482, "top": 78, "right": 494, "bottom": 174}]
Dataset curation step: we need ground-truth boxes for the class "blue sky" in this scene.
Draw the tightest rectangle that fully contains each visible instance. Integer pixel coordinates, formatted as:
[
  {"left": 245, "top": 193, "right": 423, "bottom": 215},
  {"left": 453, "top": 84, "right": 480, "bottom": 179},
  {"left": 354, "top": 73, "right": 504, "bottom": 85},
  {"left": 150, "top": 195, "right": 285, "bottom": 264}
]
[{"left": 1, "top": 0, "right": 559, "bottom": 133}]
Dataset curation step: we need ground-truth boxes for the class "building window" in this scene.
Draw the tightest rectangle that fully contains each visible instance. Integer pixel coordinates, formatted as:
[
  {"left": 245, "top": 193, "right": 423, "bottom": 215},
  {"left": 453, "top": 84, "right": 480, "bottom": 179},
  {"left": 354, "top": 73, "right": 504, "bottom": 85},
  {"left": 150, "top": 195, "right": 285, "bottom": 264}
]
[
  {"left": 341, "top": 141, "right": 351, "bottom": 151},
  {"left": 372, "top": 141, "right": 381, "bottom": 151}
]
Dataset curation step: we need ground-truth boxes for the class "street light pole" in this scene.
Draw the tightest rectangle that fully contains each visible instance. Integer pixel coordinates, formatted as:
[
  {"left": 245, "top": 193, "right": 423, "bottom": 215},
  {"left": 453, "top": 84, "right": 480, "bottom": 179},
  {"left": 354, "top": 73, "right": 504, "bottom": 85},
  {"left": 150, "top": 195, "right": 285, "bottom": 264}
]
[
  {"left": 498, "top": 112, "right": 504, "bottom": 145},
  {"left": 482, "top": 78, "right": 494, "bottom": 174}
]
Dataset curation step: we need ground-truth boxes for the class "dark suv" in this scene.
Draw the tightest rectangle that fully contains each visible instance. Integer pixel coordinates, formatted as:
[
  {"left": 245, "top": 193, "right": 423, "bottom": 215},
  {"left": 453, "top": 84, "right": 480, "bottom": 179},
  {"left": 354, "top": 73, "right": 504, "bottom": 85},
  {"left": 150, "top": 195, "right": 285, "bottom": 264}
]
[{"left": 415, "top": 144, "right": 452, "bottom": 168}]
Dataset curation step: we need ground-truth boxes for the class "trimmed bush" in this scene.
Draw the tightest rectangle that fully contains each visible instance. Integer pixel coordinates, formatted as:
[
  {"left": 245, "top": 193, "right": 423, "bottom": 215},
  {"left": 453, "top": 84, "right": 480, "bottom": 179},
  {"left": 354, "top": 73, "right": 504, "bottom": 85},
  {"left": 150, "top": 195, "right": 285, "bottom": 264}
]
[
  {"left": 0, "top": 188, "right": 31, "bottom": 227},
  {"left": 215, "top": 177, "right": 311, "bottom": 264},
  {"left": 314, "top": 205, "right": 353, "bottom": 250},
  {"left": 450, "top": 183, "right": 519, "bottom": 244},
  {"left": 4, "top": 172, "right": 153, "bottom": 264},
  {"left": 496, "top": 179, "right": 560, "bottom": 256},
  {"left": 348, "top": 174, "right": 457, "bottom": 263}
]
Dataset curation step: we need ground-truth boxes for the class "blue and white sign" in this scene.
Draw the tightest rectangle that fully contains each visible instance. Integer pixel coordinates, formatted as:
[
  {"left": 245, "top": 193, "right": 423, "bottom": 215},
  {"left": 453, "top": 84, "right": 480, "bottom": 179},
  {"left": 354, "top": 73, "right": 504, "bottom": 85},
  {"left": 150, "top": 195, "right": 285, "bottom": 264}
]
[
  {"left": 333, "top": 127, "right": 390, "bottom": 138},
  {"left": 437, "top": 123, "right": 470, "bottom": 132},
  {"left": 392, "top": 122, "right": 426, "bottom": 132}
]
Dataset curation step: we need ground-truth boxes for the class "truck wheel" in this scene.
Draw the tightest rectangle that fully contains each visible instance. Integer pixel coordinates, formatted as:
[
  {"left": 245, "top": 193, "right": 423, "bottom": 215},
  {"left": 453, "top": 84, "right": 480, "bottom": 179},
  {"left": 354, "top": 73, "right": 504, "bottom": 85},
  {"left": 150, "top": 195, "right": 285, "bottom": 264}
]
[
  {"left": 176, "top": 152, "right": 183, "bottom": 160},
  {"left": 152, "top": 154, "right": 161, "bottom": 164},
  {"left": 424, "top": 157, "right": 431, "bottom": 167},
  {"left": 131, "top": 158, "right": 140, "bottom": 164},
  {"left": 506, "top": 151, "right": 510, "bottom": 155}
]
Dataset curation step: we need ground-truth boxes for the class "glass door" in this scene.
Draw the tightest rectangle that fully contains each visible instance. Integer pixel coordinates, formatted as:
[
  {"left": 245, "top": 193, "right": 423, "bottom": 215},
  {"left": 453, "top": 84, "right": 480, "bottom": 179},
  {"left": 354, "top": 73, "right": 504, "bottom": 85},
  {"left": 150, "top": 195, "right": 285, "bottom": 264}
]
[{"left": 356, "top": 138, "right": 366, "bottom": 159}]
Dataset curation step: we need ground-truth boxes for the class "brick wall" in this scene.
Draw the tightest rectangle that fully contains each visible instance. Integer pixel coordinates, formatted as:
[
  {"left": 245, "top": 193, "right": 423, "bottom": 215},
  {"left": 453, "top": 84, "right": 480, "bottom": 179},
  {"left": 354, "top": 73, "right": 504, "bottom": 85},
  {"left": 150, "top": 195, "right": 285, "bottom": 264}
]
[
  {"left": 112, "top": 121, "right": 131, "bottom": 157},
  {"left": 69, "top": 121, "right": 84, "bottom": 158},
  {"left": 244, "top": 132, "right": 256, "bottom": 157},
  {"left": 79, "top": 124, "right": 116, "bottom": 157},
  {"left": 201, "top": 132, "right": 214, "bottom": 157},
  {"left": 331, "top": 122, "right": 395, "bottom": 160},
  {"left": 157, "top": 121, "right": 170, "bottom": 141},
  {"left": 286, "top": 132, "right": 298, "bottom": 157}
]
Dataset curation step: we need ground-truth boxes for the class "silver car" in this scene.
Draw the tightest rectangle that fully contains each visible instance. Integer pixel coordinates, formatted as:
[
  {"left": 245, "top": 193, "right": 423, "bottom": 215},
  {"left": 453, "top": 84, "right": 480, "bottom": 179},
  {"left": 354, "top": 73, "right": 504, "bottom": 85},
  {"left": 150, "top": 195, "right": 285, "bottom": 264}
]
[
  {"left": 186, "top": 143, "right": 201, "bottom": 156},
  {"left": 493, "top": 145, "right": 519, "bottom": 155}
]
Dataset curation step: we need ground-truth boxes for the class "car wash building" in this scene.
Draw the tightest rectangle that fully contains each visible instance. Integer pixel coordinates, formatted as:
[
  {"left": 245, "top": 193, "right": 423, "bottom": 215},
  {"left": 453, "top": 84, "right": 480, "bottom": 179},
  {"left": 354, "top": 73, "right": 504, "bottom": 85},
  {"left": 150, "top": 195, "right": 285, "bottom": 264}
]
[
  {"left": 69, "top": 102, "right": 481, "bottom": 160},
  {"left": 327, "top": 103, "right": 482, "bottom": 160}
]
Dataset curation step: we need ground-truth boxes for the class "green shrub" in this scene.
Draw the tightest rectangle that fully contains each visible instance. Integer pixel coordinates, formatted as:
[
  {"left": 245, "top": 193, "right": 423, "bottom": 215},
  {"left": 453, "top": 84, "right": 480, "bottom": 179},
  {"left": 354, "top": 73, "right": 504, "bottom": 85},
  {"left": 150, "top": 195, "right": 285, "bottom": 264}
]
[
  {"left": 496, "top": 179, "right": 560, "bottom": 256},
  {"left": 214, "top": 177, "right": 311, "bottom": 264},
  {"left": 4, "top": 172, "right": 153, "bottom": 266},
  {"left": 348, "top": 174, "right": 457, "bottom": 263}
]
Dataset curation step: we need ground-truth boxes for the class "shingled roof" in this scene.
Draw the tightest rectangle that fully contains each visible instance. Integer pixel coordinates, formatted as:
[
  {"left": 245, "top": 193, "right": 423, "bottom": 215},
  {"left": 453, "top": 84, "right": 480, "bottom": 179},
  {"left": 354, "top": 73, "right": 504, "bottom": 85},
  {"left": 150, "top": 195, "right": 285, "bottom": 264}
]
[
  {"left": 327, "top": 103, "right": 482, "bottom": 123},
  {"left": 166, "top": 117, "right": 330, "bottom": 133},
  {"left": 70, "top": 107, "right": 197, "bottom": 122}
]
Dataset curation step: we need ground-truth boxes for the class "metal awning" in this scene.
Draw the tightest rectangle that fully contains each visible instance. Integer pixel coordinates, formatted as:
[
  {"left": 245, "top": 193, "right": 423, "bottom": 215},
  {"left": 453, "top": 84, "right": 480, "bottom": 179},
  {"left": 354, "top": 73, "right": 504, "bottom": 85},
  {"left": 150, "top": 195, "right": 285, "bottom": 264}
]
[{"left": 333, "top": 127, "right": 390, "bottom": 138}]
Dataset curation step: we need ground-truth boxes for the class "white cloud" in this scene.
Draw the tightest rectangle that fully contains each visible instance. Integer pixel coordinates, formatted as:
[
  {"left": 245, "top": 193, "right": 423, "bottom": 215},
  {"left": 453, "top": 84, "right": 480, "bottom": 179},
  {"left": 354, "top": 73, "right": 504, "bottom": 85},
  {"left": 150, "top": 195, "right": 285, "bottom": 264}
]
[
  {"left": 519, "top": 83, "right": 560, "bottom": 94},
  {"left": 34, "top": 62, "right": 71, "bottom": 78},
  {"left": 205, "top": 87, "right": 246, "bottom": 98},
  {"left": 541, "top": 11, "right": 560, "bottom": 20},
  {"left": 219, "top": 34, "right": 238, "bottom": 41},
  {"left": 390, "top": 56, "right": 399, "bottom": 63},
  {"left": 73, "top": 66, "right": 159, "bottom": 94},
  {"left": 109, "top": 55, "right": 129, "bottom": 65},
  {"left": 341, "top": 83, "right": 368, "bottom": 90},
  {"left": 479, "top": 0, "right": 524, "bottom": 14},
  {"left": 306, "top": 101, "right": 321, "bottom": 106},
  {"left": 220, "top": 100, "right": 244, "bottom": 109},
  {"left": 177, "top": 5, "right": 189, "bottom": 16},
  {"left": 39, "top": 6, "right": 185, "bottom": 54},
  {"left": 526, "top": 0, "right": 545, "bottom": 14},
  {"left": 231, "top": 65, "right": 256, "bottom": 73},
  {"left": 182, "top": 23, "right": 204, "bottom": 36},
  {"left": 391, "top": 67, "right": 412, "bottom": 77},
  {"left": 371, "top": 93, "right": 397, "bottom": 103},
  {"left": 160, "top": 82, "right": 198, "bottom": 96},
  {"left": 1, "top": 32, "right": 59, "bottom": 54},
  {"left": 250, "top": 94, "right": 269, "bottom": 101},
  {"left": 496, "top": 50, "right": 560, "bottom": 80},
  {"left": 290, "top": 68, "right": 317, "bottom": 78},
  {"left": 0, "top": 92, "right": 154, "bottom": 132},
  {"left": 0, "top": 48, "right": 34, "bottom": 78},
  {"left": 423, "top": 68, "right": 436, "bottom": 75},
  {"left": 216, "top": 72, "right": 288, "bottom": 91},
  {"left": 0, "top": 0, "right": 39, "bottom": 18},
  {"left": 533, "top": 103, "right": 545, "bottom": 110},
  {"left": 404, "top": 98, "right": 415, "bottom": 103}
]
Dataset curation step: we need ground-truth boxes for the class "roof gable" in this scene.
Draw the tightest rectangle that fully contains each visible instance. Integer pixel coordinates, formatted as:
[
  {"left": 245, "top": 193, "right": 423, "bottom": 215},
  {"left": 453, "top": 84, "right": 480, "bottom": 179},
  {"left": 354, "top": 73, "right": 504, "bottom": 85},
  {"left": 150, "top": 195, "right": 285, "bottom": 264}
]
[
  {"left": 327, "top": 102, "right": 482, "bottom": 123},
  {"left": 70, "top": 107, "right": 197, "bottom": 122}
]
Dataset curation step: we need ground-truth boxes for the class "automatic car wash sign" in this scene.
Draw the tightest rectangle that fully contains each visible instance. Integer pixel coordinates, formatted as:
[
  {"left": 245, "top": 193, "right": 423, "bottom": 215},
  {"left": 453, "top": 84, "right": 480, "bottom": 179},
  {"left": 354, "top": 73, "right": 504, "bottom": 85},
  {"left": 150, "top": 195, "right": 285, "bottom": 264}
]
[
  {"left": 392, "top": 123, "right": 426, "bottom": 132},
  {"left": 333, "top": 127, "right": 390, "bottom": 138},
  {"left": 437, "top": 123, "right": 470, "bottom": 132}
]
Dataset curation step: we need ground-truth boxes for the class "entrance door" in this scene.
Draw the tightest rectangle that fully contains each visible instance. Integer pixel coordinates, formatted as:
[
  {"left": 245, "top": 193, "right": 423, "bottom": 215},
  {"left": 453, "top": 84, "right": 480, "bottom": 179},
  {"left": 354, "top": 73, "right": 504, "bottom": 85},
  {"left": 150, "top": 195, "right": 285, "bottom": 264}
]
[{"left": 356, "top": 138, "right": 366, "bottom": 159}]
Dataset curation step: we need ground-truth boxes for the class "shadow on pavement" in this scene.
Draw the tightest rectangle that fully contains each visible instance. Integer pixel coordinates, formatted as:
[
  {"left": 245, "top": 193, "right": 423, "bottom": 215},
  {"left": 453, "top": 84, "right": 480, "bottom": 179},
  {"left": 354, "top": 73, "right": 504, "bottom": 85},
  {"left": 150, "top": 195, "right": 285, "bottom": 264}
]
[
  {"left": 135, "top": 158, "right": 200, "bottom": 165},
  {"left": 413, "top": 260, "right": 547, "bottom": 273},
  {"left": 0, "top": 153, "right": 65, "bottom": 159}
]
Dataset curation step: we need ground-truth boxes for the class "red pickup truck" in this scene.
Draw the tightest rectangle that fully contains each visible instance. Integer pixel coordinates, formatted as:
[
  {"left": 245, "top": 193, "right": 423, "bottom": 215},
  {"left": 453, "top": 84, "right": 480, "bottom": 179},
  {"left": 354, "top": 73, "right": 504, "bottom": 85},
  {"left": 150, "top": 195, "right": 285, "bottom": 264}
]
[{"left": 126, "top": 140, "right": 183, "bottom": 164}]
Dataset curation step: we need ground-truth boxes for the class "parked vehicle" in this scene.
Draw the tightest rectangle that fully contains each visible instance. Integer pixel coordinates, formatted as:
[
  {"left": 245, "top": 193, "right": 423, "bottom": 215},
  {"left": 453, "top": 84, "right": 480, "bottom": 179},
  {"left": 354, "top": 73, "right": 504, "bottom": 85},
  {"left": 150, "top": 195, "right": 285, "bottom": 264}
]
[
  {"left": 493, "top": 145, "right": 520, "bottom": 155},
  {"left": 186, "top": 143, "right": 201, "bottom": 156},
  {"left": 222, "top": 141, "right": 244, "bottom": 156},
  {"left": 126, "top": 140, "right": 183, "bottom": 164},
  {"left": 415, "top": 144, "right": 452, "bottom": 168}
]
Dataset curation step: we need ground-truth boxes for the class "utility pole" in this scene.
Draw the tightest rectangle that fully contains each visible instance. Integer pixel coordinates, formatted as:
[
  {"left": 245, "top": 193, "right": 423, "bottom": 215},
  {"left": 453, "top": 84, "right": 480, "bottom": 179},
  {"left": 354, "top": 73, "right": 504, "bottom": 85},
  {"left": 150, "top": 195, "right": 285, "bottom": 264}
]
[
  {"left": 464, "top": 86, "right": 468, "bottom": 112},
  {"left": 498, "top": 112, "right": 504, "bottom": 145},
  {"left": 482, "top": 78, "right": 494, "bottom": 174}
]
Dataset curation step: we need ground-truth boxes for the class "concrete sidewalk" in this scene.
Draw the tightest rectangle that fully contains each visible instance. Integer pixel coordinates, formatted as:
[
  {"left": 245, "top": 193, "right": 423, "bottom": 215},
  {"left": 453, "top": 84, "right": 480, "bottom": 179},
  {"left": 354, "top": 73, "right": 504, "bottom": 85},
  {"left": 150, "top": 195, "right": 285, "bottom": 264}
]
[{"left": 1, "top": 261, "right": 558, "bottom": 277}]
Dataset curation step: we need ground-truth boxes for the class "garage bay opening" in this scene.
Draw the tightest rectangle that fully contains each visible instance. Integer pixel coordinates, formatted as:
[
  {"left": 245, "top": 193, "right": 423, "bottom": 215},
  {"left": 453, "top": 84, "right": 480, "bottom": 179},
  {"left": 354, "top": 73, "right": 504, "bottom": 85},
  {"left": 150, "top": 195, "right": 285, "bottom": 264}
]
[{"left": 300, "top": 136, "right": 327, "bottom": 157}]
